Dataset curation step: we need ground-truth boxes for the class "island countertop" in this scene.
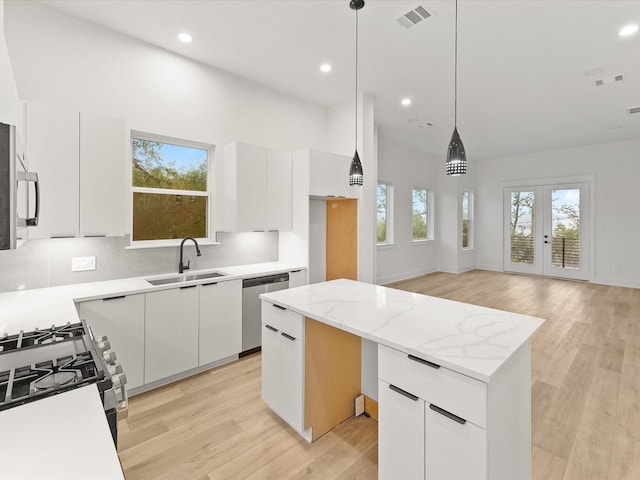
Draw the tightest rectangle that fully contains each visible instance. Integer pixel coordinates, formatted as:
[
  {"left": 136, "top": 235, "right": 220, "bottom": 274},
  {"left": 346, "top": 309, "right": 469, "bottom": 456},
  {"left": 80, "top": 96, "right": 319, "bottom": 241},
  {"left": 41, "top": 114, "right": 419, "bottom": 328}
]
[{"left": 260, "top": 278, "right": 544, "bottom": 382}]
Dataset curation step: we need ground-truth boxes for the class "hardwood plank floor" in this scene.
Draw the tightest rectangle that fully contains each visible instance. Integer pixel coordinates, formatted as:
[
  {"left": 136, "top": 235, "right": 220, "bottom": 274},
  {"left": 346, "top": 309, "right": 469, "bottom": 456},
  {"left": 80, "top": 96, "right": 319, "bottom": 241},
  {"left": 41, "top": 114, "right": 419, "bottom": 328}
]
[{"left": 118, "top": 270, "right": 640, "bottom": 479}]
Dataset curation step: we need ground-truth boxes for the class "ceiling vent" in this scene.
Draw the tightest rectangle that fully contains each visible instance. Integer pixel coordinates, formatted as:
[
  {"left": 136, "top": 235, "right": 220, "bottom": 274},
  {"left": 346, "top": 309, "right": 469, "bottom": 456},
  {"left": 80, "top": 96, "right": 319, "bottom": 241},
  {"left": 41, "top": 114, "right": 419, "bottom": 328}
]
[
  {"left": 397, "top": 4, "right": 432, "bottom": 28},
  {"left": 628, "top": 106, "right": 640, "bottom": 115},
  {"left": 594, "top": 74, "right": 624, "bottom": 86}
]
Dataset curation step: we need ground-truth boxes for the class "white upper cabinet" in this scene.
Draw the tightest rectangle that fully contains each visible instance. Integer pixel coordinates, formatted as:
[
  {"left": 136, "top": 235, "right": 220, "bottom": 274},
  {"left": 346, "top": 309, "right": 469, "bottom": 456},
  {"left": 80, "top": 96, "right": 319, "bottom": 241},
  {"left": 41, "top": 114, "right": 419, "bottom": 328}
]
[
  {"left": 308, "top": 150, "right": 358, "bottom": 198},
  {"left": 79, "top": 111, "right": 126, "bottom": 236},
  {"left": 266, "top": 148, "right": 292, "bottom": 231},
  {"left": 222, "top": 141, "right": 292, "bottom": 232},
  {"left": 25, "top": 102, "right": 127, "bottom": 238},
  {"left": 26, "top": 102, "right": 79, "bottom": 238}
]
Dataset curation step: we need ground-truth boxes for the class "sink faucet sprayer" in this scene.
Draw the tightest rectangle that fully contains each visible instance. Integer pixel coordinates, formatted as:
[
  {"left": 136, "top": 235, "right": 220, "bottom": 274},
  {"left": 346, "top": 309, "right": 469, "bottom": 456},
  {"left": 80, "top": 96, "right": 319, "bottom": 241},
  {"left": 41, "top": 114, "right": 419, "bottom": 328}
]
[{"left": 179, "top": 237, "right": 201, "bottom": 274}]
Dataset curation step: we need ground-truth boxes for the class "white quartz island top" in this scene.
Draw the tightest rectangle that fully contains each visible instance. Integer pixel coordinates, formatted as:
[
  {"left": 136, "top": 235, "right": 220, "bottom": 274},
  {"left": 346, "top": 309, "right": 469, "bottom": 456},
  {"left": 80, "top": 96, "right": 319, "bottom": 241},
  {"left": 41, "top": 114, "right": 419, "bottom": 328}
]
[
  {"left": 261, "top": 279, "right": 544, "bottom": 382},
  {"left": 0, "top": 384, "right": 124, "bottom": 479}
]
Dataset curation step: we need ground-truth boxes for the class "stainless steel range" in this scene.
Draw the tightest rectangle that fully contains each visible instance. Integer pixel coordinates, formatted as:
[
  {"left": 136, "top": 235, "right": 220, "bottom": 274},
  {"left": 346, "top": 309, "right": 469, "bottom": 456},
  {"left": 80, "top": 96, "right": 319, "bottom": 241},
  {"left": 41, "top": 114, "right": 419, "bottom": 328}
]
[{"left": 0, "top": 320, "right": 127, "bottom": 446}]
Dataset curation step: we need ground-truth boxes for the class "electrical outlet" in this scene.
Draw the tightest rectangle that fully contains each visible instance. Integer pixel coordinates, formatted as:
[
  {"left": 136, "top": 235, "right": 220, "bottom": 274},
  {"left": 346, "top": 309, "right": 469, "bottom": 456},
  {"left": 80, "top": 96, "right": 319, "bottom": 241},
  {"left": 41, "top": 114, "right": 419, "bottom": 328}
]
[
  {"left": 355, "top": 394, "right": 365, "bottom": 416},
  {"left": 71, "top": 256, "right": 96, "bottom": 272}
]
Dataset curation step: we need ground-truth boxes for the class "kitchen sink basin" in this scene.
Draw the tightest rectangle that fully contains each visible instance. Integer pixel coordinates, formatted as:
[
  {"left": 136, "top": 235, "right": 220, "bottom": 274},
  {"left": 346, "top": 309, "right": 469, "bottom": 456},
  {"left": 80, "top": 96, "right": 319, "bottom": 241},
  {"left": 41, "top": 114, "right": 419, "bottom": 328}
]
[{"left": 146, "top": 272, "right": 226, "bottom": 286}]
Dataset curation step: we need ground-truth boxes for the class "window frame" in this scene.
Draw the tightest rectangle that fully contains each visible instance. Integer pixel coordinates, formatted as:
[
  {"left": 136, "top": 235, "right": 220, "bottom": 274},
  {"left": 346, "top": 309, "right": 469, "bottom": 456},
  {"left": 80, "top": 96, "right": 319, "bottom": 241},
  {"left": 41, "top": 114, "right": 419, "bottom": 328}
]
[
  {"left": 462, "top": 190, "right": 474, "bottom": 250},
  {"left": 376, "top": 181, "right": 394, "bottom": 246},
  {"left": 129, "top": 130, "right": 215, "bottom": 248},
  {"left": 411, "top": 187, "right": 434, "bottom": 243}
]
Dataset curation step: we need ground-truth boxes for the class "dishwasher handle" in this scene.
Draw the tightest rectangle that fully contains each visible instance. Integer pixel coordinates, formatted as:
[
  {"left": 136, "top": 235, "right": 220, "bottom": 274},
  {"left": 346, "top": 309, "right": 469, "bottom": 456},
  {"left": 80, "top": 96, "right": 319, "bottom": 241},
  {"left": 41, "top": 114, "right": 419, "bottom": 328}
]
[{"left": 242, "top": 273, "right": 290, "bottom": 288}]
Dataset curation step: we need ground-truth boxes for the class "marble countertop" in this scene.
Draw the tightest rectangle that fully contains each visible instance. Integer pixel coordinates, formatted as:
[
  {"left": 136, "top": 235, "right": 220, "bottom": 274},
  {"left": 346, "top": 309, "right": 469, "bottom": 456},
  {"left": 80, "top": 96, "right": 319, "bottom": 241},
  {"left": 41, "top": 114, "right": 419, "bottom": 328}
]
[
  {"left": 261, "top": 279, "right": 544, "bottom": 382},
  {"left": 0, "top": 261, "right": 304, "bottom": 334},
  {"left": 0, "top": 384, "right": 124, "bottom": 479}
]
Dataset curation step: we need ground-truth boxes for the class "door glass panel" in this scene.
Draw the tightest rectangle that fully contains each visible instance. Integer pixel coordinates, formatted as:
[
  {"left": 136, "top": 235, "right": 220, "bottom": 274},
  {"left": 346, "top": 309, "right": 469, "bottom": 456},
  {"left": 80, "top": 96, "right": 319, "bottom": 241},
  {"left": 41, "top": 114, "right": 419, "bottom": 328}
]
[
  {"left": 510, "top": 191, "right": 535, "bottom": 265},
  {"left": 551, "top": 188, "right": 580, "bottom": 269}
]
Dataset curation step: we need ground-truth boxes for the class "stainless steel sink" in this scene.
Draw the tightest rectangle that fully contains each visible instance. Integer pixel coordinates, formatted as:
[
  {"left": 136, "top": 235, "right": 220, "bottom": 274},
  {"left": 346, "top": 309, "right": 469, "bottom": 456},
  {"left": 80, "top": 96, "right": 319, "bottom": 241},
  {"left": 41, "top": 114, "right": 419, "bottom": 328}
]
[{"left": 146, "top": 271, "right": 226, "bottom": 286}]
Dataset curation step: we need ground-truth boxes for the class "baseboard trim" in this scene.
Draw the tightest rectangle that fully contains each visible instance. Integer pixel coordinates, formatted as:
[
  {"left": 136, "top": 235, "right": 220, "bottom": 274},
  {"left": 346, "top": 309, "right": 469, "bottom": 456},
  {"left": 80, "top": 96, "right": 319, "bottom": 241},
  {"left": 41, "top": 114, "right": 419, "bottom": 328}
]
[{"left": 376, "top": 267, "right": 437, "bottom": 285}]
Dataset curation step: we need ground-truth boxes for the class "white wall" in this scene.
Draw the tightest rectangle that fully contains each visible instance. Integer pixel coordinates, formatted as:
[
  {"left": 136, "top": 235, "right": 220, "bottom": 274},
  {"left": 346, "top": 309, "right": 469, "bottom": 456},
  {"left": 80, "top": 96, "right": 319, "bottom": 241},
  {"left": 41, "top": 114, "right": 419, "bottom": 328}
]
[
  {"left": 0, "top": 0, "right": 22, "bottom": 127},
  {"left": 376, "top": 139, "right": 440, "bottom": 284},
  {"left": 4, "top": 1, "right": 327, "bottom": 158},
  {"left": 476, "top": 138, "right": 640, "bottom": 289}
]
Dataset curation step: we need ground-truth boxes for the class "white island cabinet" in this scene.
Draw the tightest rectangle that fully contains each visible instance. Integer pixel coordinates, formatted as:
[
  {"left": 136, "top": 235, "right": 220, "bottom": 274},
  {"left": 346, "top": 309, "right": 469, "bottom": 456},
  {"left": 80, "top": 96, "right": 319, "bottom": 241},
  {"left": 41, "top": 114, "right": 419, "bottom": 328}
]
[{"left": 260, "top": 279, "right": 544, "bottom": 480}]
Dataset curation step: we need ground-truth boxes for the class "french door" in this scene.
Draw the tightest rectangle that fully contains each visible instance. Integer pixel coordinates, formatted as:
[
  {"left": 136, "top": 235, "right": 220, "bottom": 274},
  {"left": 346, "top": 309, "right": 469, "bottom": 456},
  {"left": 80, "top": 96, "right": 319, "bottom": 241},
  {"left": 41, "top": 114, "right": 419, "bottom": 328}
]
[{"left": 503, "top": 183, "right": 590, "bottom": 280}]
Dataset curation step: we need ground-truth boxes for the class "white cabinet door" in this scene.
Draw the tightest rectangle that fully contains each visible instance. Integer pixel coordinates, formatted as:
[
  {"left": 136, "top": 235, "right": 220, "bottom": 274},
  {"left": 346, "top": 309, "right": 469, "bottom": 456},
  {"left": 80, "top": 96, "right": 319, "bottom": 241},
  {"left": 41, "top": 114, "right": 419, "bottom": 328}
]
[
  {"left": 288, "top": 269, "right": 306, "bottom": 288},
  {"left": 79, "top": 112, "right": 126, "bottom": 236},
  {"left": 26, "top": 102, "right": 79, "bottom": 238},
  {"left": 261, "top": 322, "right": 280, "bottom": 410},
  {"left": 426, "top": 403, "right": 487, "bottom": 480},
  {"left": 266, "top": 148, "right": 292, "bottom": 231},
  {"left": 309, "top": 150, "right": 358, "bottom": 198},
  {"left": 223, "top": 142, "right": 267, "bottom": 231},
  {"left": 145, "top": 286, "right": 199, "bottom": 384},
  {"left": 378, "top": 379, "right": 425, "bottom": 480},
  {"left": 77, "top": 294, "right": 145, "bottom": 390},
  {"left": 198, "top": 279, "right": 242, "bottom": 365},
  {"left": 261, "top": 301, "right": 304, "bottom": 434},
  {"left": 278, "top": 329, "right": 303, "bottom": 432}
]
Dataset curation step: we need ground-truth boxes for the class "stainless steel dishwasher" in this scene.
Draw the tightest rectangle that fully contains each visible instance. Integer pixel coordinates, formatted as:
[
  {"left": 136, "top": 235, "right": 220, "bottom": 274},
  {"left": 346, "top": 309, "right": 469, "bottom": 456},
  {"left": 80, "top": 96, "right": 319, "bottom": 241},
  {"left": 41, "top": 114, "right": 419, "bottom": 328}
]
[{"left": 241, "top": 272, "right": 289, "bottom": 355}]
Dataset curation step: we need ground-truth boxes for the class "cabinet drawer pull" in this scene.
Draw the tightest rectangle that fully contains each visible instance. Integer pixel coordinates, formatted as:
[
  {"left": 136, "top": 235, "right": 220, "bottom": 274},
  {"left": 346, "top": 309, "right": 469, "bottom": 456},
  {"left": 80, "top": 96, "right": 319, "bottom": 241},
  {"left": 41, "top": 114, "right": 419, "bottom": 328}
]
[
  {"left": 180, "top": 285, "right": 197, "bottom": 290},
  {"left": 429, "top": 404, "right": 466, "bottom": 424},
  {"left": 389, "top": 384, "right": 419, "bottom": 401},
  {"left": 408, "top": 354, "right": 440, "bottom": 369},
  {"left": 201, "top": 282, "right": 218, "bottom": 287},
  {"left": 102, "top": 295, "right": 125, "bottom": 301},
  {"left": 281, "top": 332, "right": 296, "bottom": 341},
  {"left": 272, "top": 303, "right": 286, "bottom": 310},
  {"left": 290, "top": 269, "right": 301, "bottom": 273},
  {"left": 265, "top": 324, "right": 278, "bottom": 332}
]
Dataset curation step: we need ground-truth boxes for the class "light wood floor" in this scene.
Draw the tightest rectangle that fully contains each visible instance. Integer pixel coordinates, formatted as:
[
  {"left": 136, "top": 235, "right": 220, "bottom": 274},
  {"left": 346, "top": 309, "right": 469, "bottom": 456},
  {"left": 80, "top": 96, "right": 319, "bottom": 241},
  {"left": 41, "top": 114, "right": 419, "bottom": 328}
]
[{"left": 118, "top": 270, "right": 640, "bottom": 479}]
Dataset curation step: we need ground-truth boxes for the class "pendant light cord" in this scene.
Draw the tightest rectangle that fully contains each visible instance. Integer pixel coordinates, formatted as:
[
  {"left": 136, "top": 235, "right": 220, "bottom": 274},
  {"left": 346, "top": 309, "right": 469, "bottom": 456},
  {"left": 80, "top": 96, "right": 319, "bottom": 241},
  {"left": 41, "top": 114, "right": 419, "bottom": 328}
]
[
  {"left": 355, "top": 7, "right": 359, "bottom": 150},
  {"left": 454, "top": 0, "right": 458, "bottom": 128}
]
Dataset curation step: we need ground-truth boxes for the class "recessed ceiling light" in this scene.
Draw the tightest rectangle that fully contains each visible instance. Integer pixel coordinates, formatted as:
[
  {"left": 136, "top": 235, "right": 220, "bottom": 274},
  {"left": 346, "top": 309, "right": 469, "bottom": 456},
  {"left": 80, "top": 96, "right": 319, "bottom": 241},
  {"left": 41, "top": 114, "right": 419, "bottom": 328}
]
[
  {"left": 401, "top": 98, "right": 412, "bottom": 106},
  {"left": 178, "top": 32, "right": 193, "bottom": 43},
  {"left": 320, "top": 64, "right": 332, "bottom": 73},
  {"left": 619, "top": 24, "right": 638, "bottom": 36}
]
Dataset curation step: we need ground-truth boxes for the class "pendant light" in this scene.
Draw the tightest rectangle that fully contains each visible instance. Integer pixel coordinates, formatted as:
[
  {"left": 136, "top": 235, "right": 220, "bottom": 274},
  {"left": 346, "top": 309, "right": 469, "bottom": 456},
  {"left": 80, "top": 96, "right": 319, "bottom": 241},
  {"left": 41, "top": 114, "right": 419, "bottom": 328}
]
[
  {"left": 446, "top": 0, "right": 467, "bottom": 176},
  {"left": 349, "top": 0, "right": 364, "bottom": 186}
]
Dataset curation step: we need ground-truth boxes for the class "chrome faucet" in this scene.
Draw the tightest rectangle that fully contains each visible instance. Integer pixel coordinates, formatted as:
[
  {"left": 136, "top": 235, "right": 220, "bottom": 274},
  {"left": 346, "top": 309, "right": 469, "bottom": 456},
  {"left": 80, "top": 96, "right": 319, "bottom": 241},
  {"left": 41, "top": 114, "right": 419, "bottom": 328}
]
[{"left": 179, "top": 237, "right": 201, "bottom": 274}]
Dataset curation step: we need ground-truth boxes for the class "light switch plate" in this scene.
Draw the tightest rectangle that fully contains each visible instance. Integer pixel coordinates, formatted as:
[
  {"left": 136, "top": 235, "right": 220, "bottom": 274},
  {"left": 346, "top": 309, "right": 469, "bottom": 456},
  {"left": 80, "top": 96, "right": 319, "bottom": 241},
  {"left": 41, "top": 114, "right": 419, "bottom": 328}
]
[{"left": 71, "top": 256, "right": 96, "bottom": 272}]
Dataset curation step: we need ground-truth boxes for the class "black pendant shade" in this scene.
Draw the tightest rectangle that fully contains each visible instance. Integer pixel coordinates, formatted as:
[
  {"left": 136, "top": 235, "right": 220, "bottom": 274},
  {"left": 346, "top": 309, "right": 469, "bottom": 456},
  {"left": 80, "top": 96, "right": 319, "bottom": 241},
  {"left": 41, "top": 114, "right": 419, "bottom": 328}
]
[
  {"left": 349, "top": 150, "right": 364, "bottom": 186},
  {"left": 348, "top": 0, "right": 364, "bottom": 187},
  {"left": 446, "top": 127, "right": 467, "bottom": 176},
  {"left": 445, "top": 0, "right": 467, "bottom": 176}
]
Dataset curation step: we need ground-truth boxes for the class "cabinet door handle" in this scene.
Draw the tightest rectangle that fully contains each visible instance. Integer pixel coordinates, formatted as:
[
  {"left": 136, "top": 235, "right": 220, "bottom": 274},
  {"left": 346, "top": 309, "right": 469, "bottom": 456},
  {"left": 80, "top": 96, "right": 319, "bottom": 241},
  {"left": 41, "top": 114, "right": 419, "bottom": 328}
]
[
  {"left": 180, "top": 285, "right": 198, "bottom": 290},
  {"left": 429, "top": 404, "right": 466, "bottom": 425},
  {"left": 290, "top": 269, "right": 301, "bottom": 273},
  {"left": 272, "top": 303, "right": 286, "bottom": 310},
  {"left": 281, "top": 332, "right": 296, "bottom": 341},
  {"left": 408, "top": 354, "right": 440, "bottom": 369},
  {"left": 389, "top": 384, "right": 419, "bottom": 402},
  {"left": 201, "top": 282, "right": 218, "bottom": 287},
  {"left": 102, "top": 295, "right": 125, "bottom": 301},
  {"left": 265, "top": 324, "right": 278, "bottom": 332}
]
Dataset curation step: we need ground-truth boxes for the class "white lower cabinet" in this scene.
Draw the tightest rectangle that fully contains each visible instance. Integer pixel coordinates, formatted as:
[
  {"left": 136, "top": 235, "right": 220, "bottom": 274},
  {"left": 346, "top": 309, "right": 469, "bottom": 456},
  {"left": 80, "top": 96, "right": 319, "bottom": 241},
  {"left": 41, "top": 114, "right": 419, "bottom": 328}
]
[
  {"left": 425, "top": 403, "right": 487, "bottom": 480},
  {"left": 198, "top": 279, "right": 242, "bottom": 365},
  {"left": 288, "top": 269, "right": 306, "bottom": 288},
  {"left": 261, "top": 300, "right": 304, "bottom": 434},
  {"left": 379, "top": 380, "right": 425, "bottom": 480},
  {"left": 378, "top": 344, "right": 488, "bottom": 480},
  {"left": 145, "top": 286, "right": 199, "bottom": 384},
  {"left": 77, "top": 294, "right": 145, "bottom": 390}
]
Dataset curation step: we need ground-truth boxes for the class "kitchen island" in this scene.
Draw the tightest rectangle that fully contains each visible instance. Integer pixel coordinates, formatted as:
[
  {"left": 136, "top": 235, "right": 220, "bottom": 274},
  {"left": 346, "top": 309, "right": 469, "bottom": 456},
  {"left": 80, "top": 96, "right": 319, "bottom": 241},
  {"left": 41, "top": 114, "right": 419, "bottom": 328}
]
[{"left": 260, "top": 279, "right": 544, "bottom": 480}]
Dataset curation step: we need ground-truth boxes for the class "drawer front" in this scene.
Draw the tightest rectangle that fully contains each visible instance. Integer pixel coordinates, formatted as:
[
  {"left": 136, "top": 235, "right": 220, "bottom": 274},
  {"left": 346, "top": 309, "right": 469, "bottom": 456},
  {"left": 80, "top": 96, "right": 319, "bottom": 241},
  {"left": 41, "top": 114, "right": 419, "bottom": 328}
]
[
  {"left": 378, "top": 344, "right": 487, "bottom": 428},
  {"left": 261, "top": 300, "right": 303, "bottom": 339}
]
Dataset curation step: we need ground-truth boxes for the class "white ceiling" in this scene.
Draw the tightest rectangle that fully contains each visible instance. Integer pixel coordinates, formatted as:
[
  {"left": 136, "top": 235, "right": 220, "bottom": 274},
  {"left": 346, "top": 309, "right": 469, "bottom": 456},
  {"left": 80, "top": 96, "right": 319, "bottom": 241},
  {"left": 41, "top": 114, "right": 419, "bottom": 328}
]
[{"left": 37, "top": 0, "right": 640, "bottom": 160}]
